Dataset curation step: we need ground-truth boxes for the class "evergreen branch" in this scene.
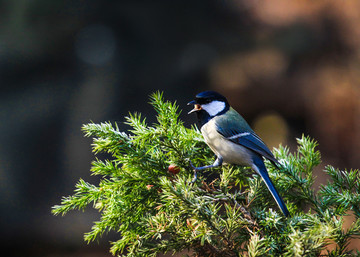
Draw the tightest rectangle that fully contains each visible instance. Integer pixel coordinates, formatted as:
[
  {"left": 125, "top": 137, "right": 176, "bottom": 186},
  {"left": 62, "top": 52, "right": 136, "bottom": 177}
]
[{"left": 52, "top": 92, "right": 360, "bottom": 256}]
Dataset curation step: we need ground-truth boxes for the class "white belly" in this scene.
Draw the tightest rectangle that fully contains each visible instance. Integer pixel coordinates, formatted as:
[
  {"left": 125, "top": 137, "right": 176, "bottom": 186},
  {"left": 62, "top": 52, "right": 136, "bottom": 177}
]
[{"left": 201, "top": 119, "right": 253, "bottom": 166}]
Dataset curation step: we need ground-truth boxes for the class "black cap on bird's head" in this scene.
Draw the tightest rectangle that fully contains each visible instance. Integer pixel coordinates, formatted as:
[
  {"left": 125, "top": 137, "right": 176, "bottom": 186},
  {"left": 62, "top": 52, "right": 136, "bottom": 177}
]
[
  {"left": 190, "top": 91, "right": 227, "bottom": 104},
  {"left": 188, "top": 91, "right": 230, "bottom": 125}
]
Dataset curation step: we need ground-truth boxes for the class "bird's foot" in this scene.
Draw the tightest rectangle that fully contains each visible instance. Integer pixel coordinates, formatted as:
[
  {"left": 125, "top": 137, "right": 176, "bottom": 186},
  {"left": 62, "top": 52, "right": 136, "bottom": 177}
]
[{"left": 188, "top": 160, "right": 199, "bottom": 183}]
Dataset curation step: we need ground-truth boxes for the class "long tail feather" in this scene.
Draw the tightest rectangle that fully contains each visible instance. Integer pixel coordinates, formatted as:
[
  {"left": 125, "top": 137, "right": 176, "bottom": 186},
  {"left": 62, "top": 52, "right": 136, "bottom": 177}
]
[{"left": 252, "top": 157, "right": 290, "bottom": 217}]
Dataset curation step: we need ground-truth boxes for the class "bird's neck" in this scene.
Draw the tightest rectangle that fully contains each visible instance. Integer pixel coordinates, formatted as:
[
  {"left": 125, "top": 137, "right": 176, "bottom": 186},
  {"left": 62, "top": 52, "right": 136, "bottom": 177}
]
[{"left": 196, "top": 110, "right": 212, "bottom": 127}]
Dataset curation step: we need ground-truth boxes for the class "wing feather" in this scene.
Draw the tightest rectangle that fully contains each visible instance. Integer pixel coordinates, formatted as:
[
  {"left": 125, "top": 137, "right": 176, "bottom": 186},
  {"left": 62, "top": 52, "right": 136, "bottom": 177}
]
[{"left": 214, "top": 109, "right": 278, "bottom": 164}]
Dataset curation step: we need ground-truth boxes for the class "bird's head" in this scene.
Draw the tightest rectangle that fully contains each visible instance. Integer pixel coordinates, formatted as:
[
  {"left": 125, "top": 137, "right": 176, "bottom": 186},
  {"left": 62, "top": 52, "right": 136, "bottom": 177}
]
[{"left": 188, "top": 91, "right": 230, "bottom": 119}]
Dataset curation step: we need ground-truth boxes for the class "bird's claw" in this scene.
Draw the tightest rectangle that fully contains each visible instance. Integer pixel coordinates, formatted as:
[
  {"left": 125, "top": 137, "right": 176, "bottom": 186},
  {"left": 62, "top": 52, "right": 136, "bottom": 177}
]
[
  {"left": 189, "top": 160, "right": 196, "bottom": 170},
  {"left": 190, "top": 172, "right": 198, "bottom": 183},
  {"left": 188, "top": 160, "right": 198, "bottom": 183}
]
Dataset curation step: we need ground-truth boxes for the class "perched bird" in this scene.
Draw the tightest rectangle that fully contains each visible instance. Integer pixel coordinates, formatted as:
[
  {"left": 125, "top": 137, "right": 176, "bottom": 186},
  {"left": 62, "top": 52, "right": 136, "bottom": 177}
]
[{"left": 188, "top": 91, "right": 289, "bottom": 217}]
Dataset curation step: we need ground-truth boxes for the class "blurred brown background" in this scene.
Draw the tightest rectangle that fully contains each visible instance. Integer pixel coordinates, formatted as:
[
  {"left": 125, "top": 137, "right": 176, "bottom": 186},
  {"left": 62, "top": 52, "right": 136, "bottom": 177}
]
[{"left": 0, "top": 0, "right": 359, "bottom": 256}]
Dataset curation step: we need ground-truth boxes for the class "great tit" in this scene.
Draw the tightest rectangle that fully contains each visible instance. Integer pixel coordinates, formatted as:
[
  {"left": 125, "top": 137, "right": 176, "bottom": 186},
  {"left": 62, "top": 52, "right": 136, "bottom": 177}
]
[{"left": 188, "top": 90, "right": 289, "bottom": 217}]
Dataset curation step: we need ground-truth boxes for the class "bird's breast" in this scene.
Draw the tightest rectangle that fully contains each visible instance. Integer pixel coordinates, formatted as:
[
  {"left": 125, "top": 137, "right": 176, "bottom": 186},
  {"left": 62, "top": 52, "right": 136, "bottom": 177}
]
[{"left": 201, "top": 119, "right": 253, "bottom": 166}]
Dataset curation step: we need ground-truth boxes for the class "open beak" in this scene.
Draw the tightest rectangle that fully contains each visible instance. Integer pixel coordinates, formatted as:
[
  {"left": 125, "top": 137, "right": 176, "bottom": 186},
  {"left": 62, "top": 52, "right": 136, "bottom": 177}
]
[{"left": 187, "top": 100, "right": 202, "bottom": 114}]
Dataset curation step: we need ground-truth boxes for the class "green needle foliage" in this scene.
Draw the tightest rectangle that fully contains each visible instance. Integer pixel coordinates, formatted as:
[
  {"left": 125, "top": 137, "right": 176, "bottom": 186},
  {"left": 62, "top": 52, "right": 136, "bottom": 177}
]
[{"left": 52, "top": 92, "right": 360, "bottom": 257}]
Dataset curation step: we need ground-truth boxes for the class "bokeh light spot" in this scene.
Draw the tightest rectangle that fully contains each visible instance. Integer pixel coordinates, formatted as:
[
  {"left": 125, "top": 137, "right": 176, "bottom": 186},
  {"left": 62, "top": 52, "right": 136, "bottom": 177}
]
[{"left": 253, "top": 111, "right": 289, "bottom": 149}]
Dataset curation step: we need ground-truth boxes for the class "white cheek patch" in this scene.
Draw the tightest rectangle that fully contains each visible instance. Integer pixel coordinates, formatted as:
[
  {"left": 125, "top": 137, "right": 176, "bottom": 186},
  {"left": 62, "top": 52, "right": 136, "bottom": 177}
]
[{"left": 201, "top": 100, "right": 226, "bottom": 116}]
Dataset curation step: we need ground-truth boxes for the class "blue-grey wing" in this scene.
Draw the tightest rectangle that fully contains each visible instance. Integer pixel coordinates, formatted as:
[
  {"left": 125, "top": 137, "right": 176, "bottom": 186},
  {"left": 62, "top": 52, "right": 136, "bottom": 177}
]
[{"left": 214, "top": 113, "right": 278, "bottom": 164}]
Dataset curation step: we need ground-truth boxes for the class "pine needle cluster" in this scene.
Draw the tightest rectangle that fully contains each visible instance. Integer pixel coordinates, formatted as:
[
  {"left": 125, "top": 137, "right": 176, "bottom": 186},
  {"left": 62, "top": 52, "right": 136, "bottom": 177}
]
[{"left": 52, "top": 92, "right": 360, "bottom": 257}]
